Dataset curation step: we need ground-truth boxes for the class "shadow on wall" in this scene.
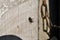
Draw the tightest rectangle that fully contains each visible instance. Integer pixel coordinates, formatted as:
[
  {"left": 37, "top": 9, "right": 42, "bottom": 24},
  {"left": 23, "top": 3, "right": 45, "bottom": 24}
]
[{"left": 0, "top": 35, "right": 22, "bottom": 40}]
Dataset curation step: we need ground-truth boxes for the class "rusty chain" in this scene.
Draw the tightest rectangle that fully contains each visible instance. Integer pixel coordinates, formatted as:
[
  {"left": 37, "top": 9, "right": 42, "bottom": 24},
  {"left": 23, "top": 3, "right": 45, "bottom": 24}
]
[{"left": 41, "top": 0, "right": 50, "bottom": 35}]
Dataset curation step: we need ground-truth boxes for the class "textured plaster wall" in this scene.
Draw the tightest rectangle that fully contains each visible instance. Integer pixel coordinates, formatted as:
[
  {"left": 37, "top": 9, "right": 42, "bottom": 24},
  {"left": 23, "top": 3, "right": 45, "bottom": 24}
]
[{"left": 0, "top": 0, "right": 38, "bottom": 40}]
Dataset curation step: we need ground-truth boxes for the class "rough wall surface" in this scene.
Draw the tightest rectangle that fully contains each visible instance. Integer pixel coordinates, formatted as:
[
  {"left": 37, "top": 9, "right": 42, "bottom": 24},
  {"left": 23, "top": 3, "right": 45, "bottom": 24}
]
[{"left": 0, "top": 0, "right": 38, "bottom": 40}]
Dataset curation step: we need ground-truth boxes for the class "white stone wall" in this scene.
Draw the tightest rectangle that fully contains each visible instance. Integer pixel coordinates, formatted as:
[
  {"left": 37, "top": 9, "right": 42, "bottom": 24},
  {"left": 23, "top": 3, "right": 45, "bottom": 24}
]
[{"left": 0, "top": 0, "right": 38, "bottom": 40}]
